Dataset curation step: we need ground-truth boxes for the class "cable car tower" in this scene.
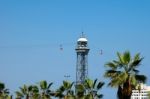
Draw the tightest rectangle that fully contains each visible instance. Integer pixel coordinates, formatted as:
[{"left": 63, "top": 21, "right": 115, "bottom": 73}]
[{"left": 75, "top": 33, "right": 90, "bottom": 84}]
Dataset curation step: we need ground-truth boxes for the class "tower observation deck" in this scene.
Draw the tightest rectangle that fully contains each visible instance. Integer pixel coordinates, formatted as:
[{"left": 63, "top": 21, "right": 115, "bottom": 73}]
[{"left": 75, "top": 35, "right": 90, "bottom": 84}]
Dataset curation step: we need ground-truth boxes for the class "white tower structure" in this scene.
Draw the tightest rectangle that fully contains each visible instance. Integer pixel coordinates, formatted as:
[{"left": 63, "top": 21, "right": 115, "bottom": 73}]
[{"left": 75, "top": 34, "right": 89, "bottom": 84}]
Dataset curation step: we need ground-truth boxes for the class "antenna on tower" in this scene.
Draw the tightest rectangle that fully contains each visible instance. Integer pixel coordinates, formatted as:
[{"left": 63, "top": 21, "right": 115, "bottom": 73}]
[
  {"left": 81, "top": 31, "right": 86, "bottom": 38},
  {"left": 81, "top": 32, "right": 84, "bottom": 37},
  {"left": 80, "top": 27, "right": 85, "bottom": 38}
]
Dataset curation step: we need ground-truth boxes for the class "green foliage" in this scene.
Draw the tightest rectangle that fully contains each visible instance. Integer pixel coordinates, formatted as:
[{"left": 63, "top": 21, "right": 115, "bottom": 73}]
[
  {"left": 104, "top": 51, "right": 147, "bottom": 99},
  {"left": 40, "top": 80, "right": 48, "bottom": 90},
  {"left": 76, "top": 79, "right": 104, "bottom": 99},
  {"left": 15, "top": 81, "right": 53, "bottom": 99},
  {"left": 0, "top": 82, "right": 11, "bottom": 99},
  {"left": 54, "top": 80, "right": 75, "bottom": 99}
]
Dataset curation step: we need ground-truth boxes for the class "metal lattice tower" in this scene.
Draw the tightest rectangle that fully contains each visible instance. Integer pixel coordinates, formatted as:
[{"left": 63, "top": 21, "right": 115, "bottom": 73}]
[{"left": 75, "top": 34, "right": 89, "bottom": 85}]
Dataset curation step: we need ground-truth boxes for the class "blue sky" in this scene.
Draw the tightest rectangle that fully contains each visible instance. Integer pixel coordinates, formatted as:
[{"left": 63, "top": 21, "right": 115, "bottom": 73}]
[{"left": 0, "top": 0, "right": 150, "bottom": 98}]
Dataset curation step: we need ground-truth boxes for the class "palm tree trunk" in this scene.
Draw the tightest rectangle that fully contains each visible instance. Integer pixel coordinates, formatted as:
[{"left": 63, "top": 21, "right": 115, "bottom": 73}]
[
  {"left": 117, "top": 86, "right": 123, "bottom": 99},
  {"left": 26, "top": 94, "right": 29, "bottom": 99},
  {"left": 122, "top": 79, "right": 132, "bottom": 99}
]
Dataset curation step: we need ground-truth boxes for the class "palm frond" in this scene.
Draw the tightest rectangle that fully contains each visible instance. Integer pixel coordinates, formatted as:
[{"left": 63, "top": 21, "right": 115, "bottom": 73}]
[
  {"left": 104, "top": 70, "right": 121, "bottom": 78},
  {"left": 93, "top": 79, "right": 98, "bottom": 88},
  {"left": 58, "top": 86, "right": 65, "bottom": 92},
  {"left": 20, "top": 85, "right": 28, "bottom": 95},
  {"left": 105, "top": 62, "right": 117, "bottom": 70},
  {"left": 97, "top": 82, "right": 104, "bottom": 90},
  {"left": 15, "top": 91, "right": 24, "bottom": 98},
  {"left": 63, "top": 80, "right": 71, "bottom": 90},
  {"left": 117, "top": 52, "right": 124, "bottom": 65},
  {"left": 113, "top": 60, "right": 122, "bottom": 66},
  {"left": 130, "top": 75, "right": 137, "bottom": 86},
  {"left": 47, "top": 82, "right": 53, "bottom": 89},
  {"left": 108, "top": 72, "right": 128, "bottom": 87},
  {"left": 108, "top": 76, "right": 122, "bottom": 87},
  {"left": 132, "top": 69, "right": 139, "bottom": 74},
  {"left": 76, "top": 84, "right": 85, "bottom": 93},
  {"left": 32, "top": 85, "right": 39, "bottom": 93},
  {"left": 84, "top": 79, "right": 93, "bottom": 89},
  {"left": 123, "top": 51, "right": 131, "bottom": 64},
  {"left": 134, "top": 53, "right": 140, "bottom": 60},
  {"left": 40, "top": 80, "right": 47, "bottom": 90},
  {"left": 69, "top": 82, "right": 74, "bottom": 89},
  {"left": 0, "top": 82, "right": 5, "bottom": 91},
  {"left": 97, "top": 94, "right": 103, "bottom": 99},
  {"left": 135, "top": 75, "right": 147, "bottom": 83},
  {"left": 130, "top": 58, "right": 143, "bottom": 68}
]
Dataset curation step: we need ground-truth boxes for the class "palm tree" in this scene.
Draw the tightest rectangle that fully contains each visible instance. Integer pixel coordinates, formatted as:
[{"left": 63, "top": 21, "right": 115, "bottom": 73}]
[
  {"left": 104, "top": 51, "right": 147, "bottom": 99},
  {"left": 84, "top": 79, "right": 104, "bottom": 99},
  {"left": 16, "top": 85, "right": 40, "bottom": 99},
  {"left": 75, "top": 84, "right": 85, "bottom": 99},
  {"left": 28, "top": 85, "right": 40, "bottom": 99},
  {"left": 15, "top": 91, "right": 24, "bottom": 99},
  {"left": 15, "top": 84, "right": 32, "bottom": 99},
  {"left": 39, "top": 80, "right": 53, "bottom": 99},
  {"left": 15, "top": 81, "right": 53, "bottom": 99},
  {"left": 55, "top": 80, "right": 75, "bottom": 99},
  {"left": 0, "top": 82, "right": 12, "bottom": 99},
  {"left": 75, "top": 79, "right": 104, "bottom": 99}
]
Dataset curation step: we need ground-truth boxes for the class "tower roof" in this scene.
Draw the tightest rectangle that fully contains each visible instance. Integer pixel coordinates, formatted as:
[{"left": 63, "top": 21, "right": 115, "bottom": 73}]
[
  {"left": 77, "top": 32, "right": 88, "bottom": 42},
  {"left": 77, "top": 37, "right": 88, "bottom": 42}
]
